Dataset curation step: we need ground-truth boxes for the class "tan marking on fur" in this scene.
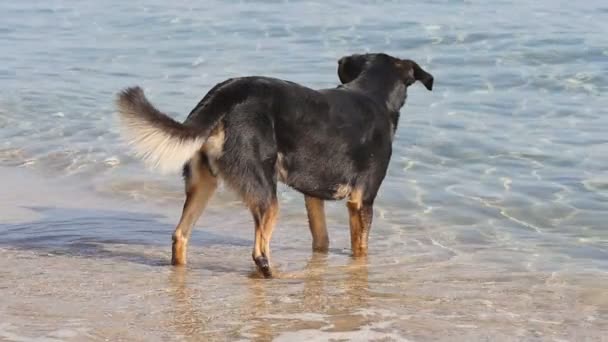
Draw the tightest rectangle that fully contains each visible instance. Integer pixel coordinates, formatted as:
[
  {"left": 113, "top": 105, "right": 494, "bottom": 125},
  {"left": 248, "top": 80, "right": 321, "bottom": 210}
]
[
  {"left": 357, "top": 206, "right": 373, "bottom": 257},
  {"left": 171, "top": 160, "right": 218, "bottom": 266},
  {"left": 185, "top": 153, "right": 201, "bottom": 189},
  {"left": 333, "top": 184, "right": 352, "bottom": 200},
  {"left": 260, "top": 199, "right": 279, "bottom": 258},
  {"left": 275, "top": 152, "right": 288, "bottom": 183},
  {"left": 305, "top": 196, "right": 329, "bottom": 252},
  {"left": 347, "top": 188, "right": 363, "bottom": 210},
  {"left": 171, "top": 235, "right": 188, "bottom": 266},
  {"left": 202, "top": 123, "right": 225, "bottom": 159},
  {"left": 200, "top": 123, "right": 225, "bottom": 174},
  {"left": 249, "top": 198, "right": 279, "bottom": 277},
  {"left": 346, "top": 203, "right": 363, "bottom": 257},
  {"left": 346, "top": 188, "right": 364, "bottom": 256},
  {"left": 346, "top": 190, "right": 371, "bottom": 258}
]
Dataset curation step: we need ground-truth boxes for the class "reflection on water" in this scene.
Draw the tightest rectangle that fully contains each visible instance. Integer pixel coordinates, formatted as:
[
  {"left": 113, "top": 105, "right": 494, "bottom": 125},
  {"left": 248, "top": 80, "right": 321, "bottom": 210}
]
[
  {"left": 168, "top": 267, "right": 209, "bottom": 339},
  {"left": 164, "top": 253, "right": 375, "bottom": 341}
]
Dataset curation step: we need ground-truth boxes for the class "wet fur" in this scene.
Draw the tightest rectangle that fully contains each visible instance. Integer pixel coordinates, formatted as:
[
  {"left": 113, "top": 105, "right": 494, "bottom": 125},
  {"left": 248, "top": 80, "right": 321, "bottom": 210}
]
[{"left": 116, "top": 53, "right": 433, "bottom": 277}]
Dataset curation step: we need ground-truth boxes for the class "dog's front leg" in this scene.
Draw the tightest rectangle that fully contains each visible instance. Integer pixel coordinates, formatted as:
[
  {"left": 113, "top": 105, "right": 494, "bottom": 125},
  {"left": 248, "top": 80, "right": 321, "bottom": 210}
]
[
  {"left": 346, "top": 191, "right": 373, "bottom": 257},
  {"left": 305, "top": 195, "right": 329, "bottom": 252}
]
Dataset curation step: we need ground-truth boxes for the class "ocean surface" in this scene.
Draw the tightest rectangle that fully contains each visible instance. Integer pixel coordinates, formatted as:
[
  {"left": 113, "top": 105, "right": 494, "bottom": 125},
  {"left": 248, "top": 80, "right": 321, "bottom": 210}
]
[{"left": 1, "top": 1, "right": 607, "bottom": 341}]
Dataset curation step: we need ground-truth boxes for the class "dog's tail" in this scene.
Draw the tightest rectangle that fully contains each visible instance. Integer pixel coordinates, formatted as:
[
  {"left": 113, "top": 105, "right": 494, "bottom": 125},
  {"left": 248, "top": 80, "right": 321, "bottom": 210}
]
[{"left": 116, "top": 86, "right": 219, "bottom": 174}]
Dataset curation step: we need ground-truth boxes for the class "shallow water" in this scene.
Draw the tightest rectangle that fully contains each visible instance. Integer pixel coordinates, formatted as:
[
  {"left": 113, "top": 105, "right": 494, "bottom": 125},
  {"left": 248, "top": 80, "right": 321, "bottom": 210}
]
[{"left": 1, "top": 0, "right": 607, "bottom": 340}]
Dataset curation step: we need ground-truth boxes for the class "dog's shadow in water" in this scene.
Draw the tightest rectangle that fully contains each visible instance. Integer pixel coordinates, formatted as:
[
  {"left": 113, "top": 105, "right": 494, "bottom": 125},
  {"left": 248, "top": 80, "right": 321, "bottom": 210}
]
[{"left": 0, "top": 206, "right": 252, "bottom": 267}]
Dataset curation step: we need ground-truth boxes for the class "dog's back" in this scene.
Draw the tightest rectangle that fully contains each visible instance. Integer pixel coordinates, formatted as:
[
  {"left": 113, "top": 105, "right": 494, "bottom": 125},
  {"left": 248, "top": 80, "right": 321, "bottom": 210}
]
[{"left": 181, "top": 76, "right": 393, "bottom": 200}]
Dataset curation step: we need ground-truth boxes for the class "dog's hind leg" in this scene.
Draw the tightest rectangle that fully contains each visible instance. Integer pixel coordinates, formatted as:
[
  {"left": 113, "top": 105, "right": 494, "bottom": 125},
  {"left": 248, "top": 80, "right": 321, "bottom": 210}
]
[
  {"left": 221, "top": 150, "right": 279, "bottom": 277},
  {"left": 218, "top": 107, "right": 280, "bottom": 277},
  {"left": 305, "top": 195, "right": 329, "bottom": 253},
  {"left": 346, "top": 189, "right": 374, "bottom": 258},
  {"left": 249, "top": 197, "right": 279, "bottom": 278},
  {"left": 171, "top": 154, "right": 218, "bottom": 266}
]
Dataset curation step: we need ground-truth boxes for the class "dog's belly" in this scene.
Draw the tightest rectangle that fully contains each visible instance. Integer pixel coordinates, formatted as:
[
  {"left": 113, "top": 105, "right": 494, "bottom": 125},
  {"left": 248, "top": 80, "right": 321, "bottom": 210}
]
[
  {"left": 283, "top": 179, "right": 351, "bottom": 201},
  {"left": 275, "top": 152, "right": 354, "bottom": 201}
]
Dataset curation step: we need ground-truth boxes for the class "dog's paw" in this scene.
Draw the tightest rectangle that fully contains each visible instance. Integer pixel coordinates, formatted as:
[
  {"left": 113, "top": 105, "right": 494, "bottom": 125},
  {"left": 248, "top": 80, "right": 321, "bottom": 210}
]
[{"left": 254, "top": 256, "right": 272, "bottom": 278}]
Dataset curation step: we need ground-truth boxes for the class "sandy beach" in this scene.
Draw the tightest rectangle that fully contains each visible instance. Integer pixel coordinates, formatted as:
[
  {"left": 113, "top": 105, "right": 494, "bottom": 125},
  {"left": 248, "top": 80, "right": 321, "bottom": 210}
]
[{"left": 1, "top": 168, "right": 606, "bottom": 341}]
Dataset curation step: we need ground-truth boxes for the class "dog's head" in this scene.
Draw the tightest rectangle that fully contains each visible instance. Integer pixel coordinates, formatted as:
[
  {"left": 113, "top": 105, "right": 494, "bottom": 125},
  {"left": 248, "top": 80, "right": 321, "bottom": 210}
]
[{"left": 337, "top": 53, "right": 433, "bottom": 91}]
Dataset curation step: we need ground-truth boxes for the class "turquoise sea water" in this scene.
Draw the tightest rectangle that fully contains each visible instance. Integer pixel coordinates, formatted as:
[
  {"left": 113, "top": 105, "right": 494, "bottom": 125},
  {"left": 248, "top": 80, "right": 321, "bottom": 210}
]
[{"left": 0, "top": 1, "right": 607, "bottom": 340}]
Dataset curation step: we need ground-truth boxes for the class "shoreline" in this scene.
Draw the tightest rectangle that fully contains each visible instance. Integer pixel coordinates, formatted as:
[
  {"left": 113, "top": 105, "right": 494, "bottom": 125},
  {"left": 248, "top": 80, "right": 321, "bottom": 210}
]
[{"left": 0, "top": 171, "right": 606, "bottom": 341}]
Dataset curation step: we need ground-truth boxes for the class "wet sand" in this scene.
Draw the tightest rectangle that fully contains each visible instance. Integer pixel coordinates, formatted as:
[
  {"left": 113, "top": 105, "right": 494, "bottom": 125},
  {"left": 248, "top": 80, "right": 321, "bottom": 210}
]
[{"left": 1, "top": 168, "right": 607, "bottom": 341}]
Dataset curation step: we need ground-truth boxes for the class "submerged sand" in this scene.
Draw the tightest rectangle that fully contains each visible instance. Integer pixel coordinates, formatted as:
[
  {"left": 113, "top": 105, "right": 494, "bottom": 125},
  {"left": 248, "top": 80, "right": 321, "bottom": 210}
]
[{"left": 0, "top": 168, "right": 607, "bottom": 341}]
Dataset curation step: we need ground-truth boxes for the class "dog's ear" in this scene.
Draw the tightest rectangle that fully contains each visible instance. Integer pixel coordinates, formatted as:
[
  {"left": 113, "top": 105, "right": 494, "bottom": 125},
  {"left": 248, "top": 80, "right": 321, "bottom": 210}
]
[
  {"left": 411, "top": 61, "right": 434, "bottom": 91},
  {"left": 337, "top": 54, "right": 366, "bottom": 84},
  {"left": 397, "top": 59, "right": 434, "bottom": 91}
]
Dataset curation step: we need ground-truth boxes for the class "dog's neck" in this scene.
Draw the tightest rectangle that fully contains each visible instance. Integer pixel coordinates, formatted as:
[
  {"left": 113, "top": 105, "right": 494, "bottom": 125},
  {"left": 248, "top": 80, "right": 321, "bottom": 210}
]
[
  {"left": 385, "top": 82, "right": 406, "bottom": 127},
  {"left": 344, "top": 72, "right": 406, "bottom": 134}
]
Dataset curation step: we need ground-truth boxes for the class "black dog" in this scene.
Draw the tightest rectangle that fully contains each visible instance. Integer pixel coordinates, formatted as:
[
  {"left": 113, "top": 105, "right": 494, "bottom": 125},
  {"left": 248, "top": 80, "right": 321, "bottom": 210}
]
[{"left": 116, "top": 53, "right": 433, "bottom": 277}]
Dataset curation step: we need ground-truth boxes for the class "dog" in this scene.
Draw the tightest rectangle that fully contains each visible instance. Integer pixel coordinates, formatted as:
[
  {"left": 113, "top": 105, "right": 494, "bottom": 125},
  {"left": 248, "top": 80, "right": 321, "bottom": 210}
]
[{"left": 116, "top": 53, "right": 433, "bottom": 277}]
